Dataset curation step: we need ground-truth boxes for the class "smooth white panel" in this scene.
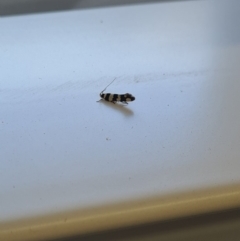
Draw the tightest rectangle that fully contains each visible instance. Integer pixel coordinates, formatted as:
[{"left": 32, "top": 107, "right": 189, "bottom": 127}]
[{"left": 1, "top": 0, "right": 240, "bottom": 222}]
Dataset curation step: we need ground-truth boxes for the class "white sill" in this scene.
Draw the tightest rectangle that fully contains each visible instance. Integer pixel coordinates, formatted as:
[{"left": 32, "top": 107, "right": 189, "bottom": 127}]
[{"left": 1, "top": 0, "right": 240, "bottom": 240}]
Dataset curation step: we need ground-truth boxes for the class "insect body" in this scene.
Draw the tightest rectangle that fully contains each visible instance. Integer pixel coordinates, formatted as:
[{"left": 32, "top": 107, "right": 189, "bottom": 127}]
[
  {"left": 99, "top": 78, "right": 135, "bottom": 104},
  {"left": 100, "top": 92, "right": 135, "bottom": 104}
]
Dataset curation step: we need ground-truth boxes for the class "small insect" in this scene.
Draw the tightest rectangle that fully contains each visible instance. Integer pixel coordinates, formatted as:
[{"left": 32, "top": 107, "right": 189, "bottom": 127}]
[{"left": 99, "top": 78, "right": 135, "bottom": 104}]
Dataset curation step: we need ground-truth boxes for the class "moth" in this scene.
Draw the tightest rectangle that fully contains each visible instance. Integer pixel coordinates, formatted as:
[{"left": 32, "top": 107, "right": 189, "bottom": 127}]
[{"left": 99, "top": 78, "right": 135, "bottom": 104}]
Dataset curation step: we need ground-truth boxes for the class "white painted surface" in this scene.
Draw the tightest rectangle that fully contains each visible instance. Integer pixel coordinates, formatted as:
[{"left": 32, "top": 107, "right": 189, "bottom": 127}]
[{"left": 1, "top": 0, "right": 240, "bottom": 222}]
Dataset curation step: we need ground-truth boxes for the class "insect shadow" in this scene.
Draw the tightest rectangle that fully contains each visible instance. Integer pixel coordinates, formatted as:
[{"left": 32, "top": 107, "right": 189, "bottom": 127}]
[{"left": 98, "top": 99, "right": 134, "bottom": 117}]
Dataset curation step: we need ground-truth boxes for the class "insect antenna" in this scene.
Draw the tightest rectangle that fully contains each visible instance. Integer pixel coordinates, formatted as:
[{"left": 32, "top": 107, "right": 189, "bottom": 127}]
[{"left": 100, "top": 78, "right": 116, "bottom": 95}]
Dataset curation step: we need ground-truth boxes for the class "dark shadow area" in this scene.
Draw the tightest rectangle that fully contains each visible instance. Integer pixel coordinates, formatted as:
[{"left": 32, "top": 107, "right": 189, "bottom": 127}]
[
  {"left": 0, "top": 0, "right": 190, "bottom": 16},
  {"left": 0, "top": 0, "right": 79, "bottom": 16},
  {"left": 51, "top": 208, "right": 240, "bottom": 241}
]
